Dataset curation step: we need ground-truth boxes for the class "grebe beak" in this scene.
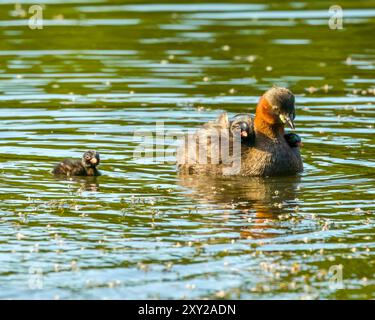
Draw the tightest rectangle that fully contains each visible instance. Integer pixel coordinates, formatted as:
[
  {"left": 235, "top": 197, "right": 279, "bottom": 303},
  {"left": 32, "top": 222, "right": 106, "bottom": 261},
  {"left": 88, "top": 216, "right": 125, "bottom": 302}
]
[
  {"left": 279, "top": 114, "right": 295, "bottom": 130},
  {"left": 90, "top": 157, "right": 98, "bottom": 164}
]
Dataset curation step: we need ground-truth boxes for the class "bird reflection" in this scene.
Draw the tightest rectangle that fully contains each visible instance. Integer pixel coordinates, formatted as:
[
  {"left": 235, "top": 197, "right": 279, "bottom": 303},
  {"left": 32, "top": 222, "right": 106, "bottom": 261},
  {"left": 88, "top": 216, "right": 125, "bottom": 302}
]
[
  {"left": 53, "top": 175, "right": 99, "bottom": 192},
  {"left": 178, "top": 174, "right": 301, "bottom": 239}
]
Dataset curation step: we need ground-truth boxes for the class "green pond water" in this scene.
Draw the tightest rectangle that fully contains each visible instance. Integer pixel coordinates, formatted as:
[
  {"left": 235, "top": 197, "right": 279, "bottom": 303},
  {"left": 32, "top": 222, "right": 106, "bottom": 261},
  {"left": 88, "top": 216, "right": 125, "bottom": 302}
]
[{"left": 0, "top": 0, "right": 374, "bottom": 299}]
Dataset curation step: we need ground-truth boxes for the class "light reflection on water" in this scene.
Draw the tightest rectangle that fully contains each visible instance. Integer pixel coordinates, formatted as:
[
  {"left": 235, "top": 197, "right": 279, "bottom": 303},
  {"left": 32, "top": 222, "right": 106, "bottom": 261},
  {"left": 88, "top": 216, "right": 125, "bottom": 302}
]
[{"left": 0, "top": 0, "right": 374, "bottom": 299}]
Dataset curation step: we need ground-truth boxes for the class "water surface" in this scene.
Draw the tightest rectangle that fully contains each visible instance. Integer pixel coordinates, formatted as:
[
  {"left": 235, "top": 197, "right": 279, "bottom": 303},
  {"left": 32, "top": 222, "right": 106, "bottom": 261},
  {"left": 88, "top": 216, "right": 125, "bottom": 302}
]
[{"left": 0, "top": 0, "right": 374, "bottom": 299}]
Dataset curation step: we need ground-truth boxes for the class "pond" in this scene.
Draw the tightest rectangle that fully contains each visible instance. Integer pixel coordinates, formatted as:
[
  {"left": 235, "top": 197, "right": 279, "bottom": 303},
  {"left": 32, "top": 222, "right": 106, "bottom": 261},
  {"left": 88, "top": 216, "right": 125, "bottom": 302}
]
[{"left": 0, "top": 0, "right": 374, "bottom": 299}]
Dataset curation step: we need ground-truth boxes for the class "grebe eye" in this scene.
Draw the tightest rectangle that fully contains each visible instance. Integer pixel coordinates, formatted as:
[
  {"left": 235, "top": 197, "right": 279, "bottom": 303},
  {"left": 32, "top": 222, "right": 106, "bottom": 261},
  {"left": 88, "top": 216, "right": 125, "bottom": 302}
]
[{"left": 239, "top": 123, "right": 248, "bottom": 131}]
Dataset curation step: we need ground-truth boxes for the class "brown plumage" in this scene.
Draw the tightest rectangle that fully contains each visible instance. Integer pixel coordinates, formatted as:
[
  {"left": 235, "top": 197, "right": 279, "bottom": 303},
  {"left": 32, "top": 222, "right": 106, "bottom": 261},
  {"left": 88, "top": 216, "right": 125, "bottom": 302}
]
[
  {"left": 177, "top": 87, "right": 303, "bottom": 176},
  {"left": 52, "top": 150, "right": 101, "bottom": 176}
]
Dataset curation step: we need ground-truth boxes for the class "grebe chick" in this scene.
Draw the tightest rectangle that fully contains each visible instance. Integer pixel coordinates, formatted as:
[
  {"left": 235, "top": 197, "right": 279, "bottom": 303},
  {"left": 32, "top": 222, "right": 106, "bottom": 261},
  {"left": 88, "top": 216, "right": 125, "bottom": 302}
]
[{"left": 52, "top": 150, "right": 101, "bottom": 176}]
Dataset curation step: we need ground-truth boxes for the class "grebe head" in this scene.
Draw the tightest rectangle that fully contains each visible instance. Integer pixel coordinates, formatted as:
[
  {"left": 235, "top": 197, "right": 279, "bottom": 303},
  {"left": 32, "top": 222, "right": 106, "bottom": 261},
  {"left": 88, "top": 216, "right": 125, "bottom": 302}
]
[
  {"left": 258, "top": 87, "right": 296, "bottom": 129},
  {"left": 82, "top": 150, "right": 100, "bottom": 168}
]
